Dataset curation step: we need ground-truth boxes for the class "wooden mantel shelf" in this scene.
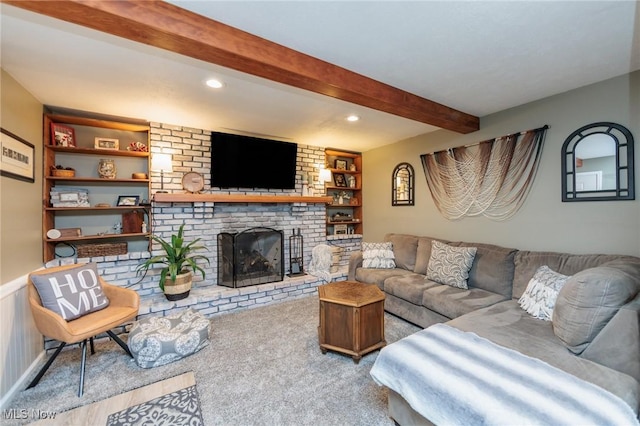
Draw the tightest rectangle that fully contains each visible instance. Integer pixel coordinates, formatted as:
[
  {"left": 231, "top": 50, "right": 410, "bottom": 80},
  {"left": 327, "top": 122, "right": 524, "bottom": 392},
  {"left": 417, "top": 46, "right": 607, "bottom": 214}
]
[{"left": 153, "top": 193, "right": 333, "bottom": 204}]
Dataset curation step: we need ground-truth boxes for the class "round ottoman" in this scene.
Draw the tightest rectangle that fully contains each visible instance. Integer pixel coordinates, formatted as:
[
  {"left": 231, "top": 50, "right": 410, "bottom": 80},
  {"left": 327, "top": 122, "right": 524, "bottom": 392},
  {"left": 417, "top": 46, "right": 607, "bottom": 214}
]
[{"left": 128, "top": 308, "right": 210, "bottom": 368}]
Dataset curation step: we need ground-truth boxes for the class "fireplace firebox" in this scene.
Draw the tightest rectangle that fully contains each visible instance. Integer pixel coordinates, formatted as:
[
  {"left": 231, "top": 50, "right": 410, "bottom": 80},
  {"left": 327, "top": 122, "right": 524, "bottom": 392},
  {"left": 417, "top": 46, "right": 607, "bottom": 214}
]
[{"left": 217, "top": 227, "right": 284, "bottom": 288}]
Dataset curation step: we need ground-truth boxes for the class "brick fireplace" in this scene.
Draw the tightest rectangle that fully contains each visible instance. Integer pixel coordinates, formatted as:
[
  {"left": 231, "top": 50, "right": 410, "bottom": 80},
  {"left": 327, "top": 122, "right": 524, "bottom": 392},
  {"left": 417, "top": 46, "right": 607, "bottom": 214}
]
[{"left": 42, "top": 122, "right": 362, "bottom": 327}]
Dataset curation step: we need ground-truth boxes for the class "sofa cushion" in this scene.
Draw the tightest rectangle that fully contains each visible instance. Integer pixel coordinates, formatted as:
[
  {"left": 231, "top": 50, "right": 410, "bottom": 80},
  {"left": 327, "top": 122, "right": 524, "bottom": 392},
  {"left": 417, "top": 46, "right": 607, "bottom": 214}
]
[
  {"left": 362, "top": 242, "right": 396, "bottom": 269},
  {"left": 447, "top": 300, "right": 640, "bottom": 411},
  {"left": 426, "top": 240, "right": 477, "bottom": 289},
  {"left": 421, "top": 284, "right": 506, "bottom": 319},
  {"left": 31, "top": 263, "right": 110, "bottom": 321},
  {"left": 354, "top": 267, "right": 414, "bottom": 290},
  {"left": 450, "top": 241, "right": 516, "bottom": 298},
  {"left": 384, "top": 234, "right": 419, "bottom": 271},
  {"left": 513, "top": 251, "right": 637, "bottom": 299},
  {"left": 580, "top": 296, "right": 640, "bottom": 383},
  {"left": 384, "top": 274, "right": 441, "bottom": 305},
  {"left": 518, "top": 265, "right": 570, "bottom": 321},
  {"left": 553, "top": 264, "right": 640, "bottom": 354},
  {"left": 413, "top": 236, "right": 448, "bottom": 274}
]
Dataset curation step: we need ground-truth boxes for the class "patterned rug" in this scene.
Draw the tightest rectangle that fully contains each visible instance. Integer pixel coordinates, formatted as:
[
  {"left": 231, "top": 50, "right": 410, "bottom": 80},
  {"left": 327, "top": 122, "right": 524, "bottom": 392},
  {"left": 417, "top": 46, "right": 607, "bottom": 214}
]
[
  {"left": 32, "top": 372, "right": 203, "bottom": 426},
  {"left": 106, "top": 383, "right": 203, "bottom": 426}
]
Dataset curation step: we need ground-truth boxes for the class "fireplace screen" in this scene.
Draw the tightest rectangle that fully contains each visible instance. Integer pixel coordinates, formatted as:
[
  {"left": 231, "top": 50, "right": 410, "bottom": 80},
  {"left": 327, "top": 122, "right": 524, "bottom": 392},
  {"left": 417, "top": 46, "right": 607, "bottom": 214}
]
[{"left": 217, "top": 227, "right": 284, "bottom": 288}]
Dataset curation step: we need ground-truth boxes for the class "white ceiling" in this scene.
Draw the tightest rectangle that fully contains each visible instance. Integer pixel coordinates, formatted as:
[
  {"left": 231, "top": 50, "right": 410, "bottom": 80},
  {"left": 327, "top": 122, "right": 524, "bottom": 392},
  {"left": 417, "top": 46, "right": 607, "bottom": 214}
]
[{"left": 1, "top": 1, "right": 638, "bottom": 152}]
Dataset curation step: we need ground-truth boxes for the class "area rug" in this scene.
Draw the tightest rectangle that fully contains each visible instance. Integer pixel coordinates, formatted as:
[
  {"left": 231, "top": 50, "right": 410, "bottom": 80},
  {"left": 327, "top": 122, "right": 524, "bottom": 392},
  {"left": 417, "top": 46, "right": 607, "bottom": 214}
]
[
  {"left": 30, "top": 372, "right": 203, "bottom": 426},
  {"left": 8, "top": 295, "right": 421, "bottom": 425}
]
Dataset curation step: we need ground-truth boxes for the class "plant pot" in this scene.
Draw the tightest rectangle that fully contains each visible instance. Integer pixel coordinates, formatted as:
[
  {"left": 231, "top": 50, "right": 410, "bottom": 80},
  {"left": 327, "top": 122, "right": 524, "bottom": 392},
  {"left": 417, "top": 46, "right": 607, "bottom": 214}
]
[{"left": 163, "top": 271, "right": 192, "bottom": 301}]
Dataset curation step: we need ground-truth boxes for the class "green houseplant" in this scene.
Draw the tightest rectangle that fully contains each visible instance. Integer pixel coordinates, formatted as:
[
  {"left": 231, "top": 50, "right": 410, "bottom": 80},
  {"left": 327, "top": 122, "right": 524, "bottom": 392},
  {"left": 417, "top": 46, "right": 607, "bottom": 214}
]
[{"left": 137, "top": 223, "right": 209, "bottom": 300}]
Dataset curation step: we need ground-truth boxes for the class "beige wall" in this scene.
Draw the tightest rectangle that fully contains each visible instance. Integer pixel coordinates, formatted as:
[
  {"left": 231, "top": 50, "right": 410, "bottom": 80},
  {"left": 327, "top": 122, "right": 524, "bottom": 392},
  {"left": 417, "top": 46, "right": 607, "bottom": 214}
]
[
  {"left": 1, "top": 69, "right": 44, "bottom": 283},
  {"left": 363, "top": 71, "right": 640, "bottom": 256}
]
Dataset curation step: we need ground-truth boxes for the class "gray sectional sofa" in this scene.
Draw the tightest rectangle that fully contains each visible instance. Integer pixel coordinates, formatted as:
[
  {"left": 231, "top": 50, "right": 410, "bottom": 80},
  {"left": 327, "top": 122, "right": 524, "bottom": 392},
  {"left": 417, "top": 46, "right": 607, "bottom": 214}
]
[{"left": 348, "top": 233, "right": 640, "bottom": 424}]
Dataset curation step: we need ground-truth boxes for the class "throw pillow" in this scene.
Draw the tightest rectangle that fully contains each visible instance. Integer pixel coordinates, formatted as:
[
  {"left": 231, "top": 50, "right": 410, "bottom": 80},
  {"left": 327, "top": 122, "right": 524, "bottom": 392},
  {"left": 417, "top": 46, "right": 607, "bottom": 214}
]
[
  {"left": 385, "top": 234, "right": 418, "bottom": 271},
  {"left": 426, "top": 240, "right": 477, "bottom": 289},
  {"left": 552, "top": 265, "right": 638, "bottom": 354},
  {"left": 31, "top": 263, "right": 110, "bottom": 321},
  {"left": 362, "top": 242, "right": 396, "bottom": 269},
  {"left": 518, "top": 265, "right": 570, "bottom": 321}
]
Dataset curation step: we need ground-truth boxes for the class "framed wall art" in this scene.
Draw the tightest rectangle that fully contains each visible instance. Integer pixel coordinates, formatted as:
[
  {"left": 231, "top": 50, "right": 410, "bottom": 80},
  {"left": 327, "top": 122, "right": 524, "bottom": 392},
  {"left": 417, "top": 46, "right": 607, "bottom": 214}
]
[
  {"left": 50, "top": 123, "right": 76, "bottom": 147},
  {"left": 95, "top": 137, "right": 120, "bottom": 150},
  {"left": 1, "top": 128, "right": 35, "bottom": 183}
]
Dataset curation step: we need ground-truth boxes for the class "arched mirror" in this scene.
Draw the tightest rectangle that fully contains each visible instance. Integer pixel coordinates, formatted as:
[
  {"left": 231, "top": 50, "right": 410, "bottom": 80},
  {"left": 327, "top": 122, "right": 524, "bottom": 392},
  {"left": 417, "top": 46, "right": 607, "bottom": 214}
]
[
  {"left": 392, "top": 162, "right": 415, "bottom": 206},
  {"left": 562, "top": 122, "right": 634, "bottom": 201}
]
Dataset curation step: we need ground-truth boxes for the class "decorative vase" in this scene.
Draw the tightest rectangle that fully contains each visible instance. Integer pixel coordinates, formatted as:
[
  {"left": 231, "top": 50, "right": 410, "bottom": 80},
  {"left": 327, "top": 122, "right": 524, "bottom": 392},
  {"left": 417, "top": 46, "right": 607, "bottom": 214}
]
[
  {"left": 163, "top": 271, "right": 193, "bottom": 301},
  {"left": 98, "top": 159, "right": 117, "bottom": 179}
]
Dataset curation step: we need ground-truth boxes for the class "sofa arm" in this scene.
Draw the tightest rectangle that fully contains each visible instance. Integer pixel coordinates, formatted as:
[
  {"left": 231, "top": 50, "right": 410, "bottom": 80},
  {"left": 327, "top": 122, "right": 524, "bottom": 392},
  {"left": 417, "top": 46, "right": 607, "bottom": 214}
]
[{"left": 348, "top": 251, "right": 364, "bottom": 281}]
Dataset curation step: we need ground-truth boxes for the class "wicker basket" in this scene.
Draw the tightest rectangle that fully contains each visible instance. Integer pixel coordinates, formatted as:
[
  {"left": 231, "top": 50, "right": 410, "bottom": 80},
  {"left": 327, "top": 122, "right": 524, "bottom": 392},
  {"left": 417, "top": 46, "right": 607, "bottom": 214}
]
[
  {"left": 51, "top": 169, "right": 75, "bottom": 177},
  {"left": 76, "top": 242, "right": 127, "bottom": 258}
]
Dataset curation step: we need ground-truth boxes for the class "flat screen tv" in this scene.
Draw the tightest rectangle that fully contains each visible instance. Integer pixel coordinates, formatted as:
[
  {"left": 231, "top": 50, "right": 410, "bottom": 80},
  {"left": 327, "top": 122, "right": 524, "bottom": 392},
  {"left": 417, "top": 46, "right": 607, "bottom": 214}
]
[{"left": 211, "top": 131, "right": 298, "bottom": 189}]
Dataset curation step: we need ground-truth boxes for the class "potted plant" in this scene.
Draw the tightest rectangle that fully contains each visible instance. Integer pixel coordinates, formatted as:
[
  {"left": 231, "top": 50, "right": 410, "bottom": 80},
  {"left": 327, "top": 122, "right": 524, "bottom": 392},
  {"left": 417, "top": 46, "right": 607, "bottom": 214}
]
[{"left": 137, "top": 223, "right": 209, "bottom": 300}]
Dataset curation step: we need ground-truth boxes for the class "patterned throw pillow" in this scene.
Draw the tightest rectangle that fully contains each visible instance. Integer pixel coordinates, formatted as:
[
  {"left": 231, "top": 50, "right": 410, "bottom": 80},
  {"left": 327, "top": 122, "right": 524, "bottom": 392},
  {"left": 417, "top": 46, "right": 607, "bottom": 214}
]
[
  {"left": 426, "top": 240, "right": 477, "bottom": 289},
  {"left": 518, "top": 265, "right": 570, "bottom": 321},
  {"left": 31, "top": 263, "right": 110, "bottom": 321},
  {"left": 362, "top": 242, "right": 396, "bottom": 269}
]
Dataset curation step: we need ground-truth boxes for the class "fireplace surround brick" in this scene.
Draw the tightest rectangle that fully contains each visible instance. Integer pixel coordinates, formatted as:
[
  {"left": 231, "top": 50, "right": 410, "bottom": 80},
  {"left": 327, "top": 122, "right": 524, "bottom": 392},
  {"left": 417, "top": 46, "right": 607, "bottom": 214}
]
[{"left": 42, "top": 121, "right": 361, "bottom": 334}]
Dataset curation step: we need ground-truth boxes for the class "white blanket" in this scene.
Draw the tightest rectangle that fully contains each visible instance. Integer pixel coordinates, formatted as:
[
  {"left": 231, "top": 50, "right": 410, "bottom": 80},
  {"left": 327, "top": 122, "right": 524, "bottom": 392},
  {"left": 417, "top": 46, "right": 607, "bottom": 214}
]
[
  {"left": 370, "top": 323, "right": 639, "bottom": 426},
  {"left": 308, "top": 244, "right": 333, "bottom": 283}
]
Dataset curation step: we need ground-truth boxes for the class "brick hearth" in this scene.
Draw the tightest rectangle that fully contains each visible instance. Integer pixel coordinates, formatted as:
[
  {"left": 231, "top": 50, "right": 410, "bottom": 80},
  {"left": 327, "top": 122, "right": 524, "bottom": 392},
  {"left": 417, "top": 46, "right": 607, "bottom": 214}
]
[{"left": 137, "top": 267, "right": 348, "bottom": 321}]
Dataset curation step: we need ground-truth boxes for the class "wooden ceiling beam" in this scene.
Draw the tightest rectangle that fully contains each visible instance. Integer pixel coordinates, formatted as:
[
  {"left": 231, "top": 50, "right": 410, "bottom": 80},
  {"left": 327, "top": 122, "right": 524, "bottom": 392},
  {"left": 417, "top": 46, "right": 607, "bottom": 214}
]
[{"left": 5, "top": 0, "right": 479, "bottom": 134}]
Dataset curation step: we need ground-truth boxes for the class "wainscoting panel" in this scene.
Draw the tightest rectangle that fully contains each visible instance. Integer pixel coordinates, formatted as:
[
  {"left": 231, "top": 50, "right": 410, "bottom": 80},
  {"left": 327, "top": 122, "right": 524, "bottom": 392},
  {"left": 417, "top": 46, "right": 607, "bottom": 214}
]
[{"left": 0, "top": 274, "right": 44, "bottom": 410}]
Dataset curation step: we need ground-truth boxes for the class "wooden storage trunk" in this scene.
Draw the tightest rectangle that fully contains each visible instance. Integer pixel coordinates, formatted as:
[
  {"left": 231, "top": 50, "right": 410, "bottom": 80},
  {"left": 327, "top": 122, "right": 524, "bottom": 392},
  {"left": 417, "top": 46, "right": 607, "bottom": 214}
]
[{"left": 77, "top": 242, "right": 127, "bottom": 258}]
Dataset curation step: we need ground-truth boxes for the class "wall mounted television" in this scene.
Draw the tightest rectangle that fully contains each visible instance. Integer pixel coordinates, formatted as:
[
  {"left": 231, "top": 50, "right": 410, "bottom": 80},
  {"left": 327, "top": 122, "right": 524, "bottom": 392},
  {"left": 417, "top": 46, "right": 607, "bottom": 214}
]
[{"left": 210, "top": 131, "right": 298, "bottom": 189}]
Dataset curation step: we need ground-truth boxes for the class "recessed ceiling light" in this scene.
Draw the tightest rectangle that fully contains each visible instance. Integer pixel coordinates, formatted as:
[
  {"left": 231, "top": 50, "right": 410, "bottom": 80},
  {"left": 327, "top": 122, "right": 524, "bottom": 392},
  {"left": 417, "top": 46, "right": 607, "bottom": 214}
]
[
  {"left": 206, "top": 79, "right": 224, "bottom": 89},
  {"left": 346, "top": 115, "right": 360, "bottom": 122}
]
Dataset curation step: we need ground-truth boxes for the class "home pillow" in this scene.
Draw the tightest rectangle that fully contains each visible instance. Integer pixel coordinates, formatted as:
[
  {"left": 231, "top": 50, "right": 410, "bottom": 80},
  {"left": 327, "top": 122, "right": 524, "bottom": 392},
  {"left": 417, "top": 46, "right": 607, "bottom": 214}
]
[
  {"left": 552, "top": 265, "right": 638, "bottom": 354},
  {"left": 426, "top": 240, "right": 477, "bottom": 289},
  {"left": 362, "top": 242, "right": 396, "bottom": 269},
  {"left": 31, "top": 263, "right": 110, "bottom": 321},
  {"left": 518, "top": 265, "right": 570, "bottom": 321}
]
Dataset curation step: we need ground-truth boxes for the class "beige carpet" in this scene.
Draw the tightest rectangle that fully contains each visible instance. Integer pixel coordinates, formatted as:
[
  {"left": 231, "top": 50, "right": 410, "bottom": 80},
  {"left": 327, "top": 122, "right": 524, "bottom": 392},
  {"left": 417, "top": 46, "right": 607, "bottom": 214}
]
[
  {"left": 31, "top": 372, "right": 202, "bottom": 426},
  {"left": 8, "top": 295, "right": 420, "bottom": 425}
]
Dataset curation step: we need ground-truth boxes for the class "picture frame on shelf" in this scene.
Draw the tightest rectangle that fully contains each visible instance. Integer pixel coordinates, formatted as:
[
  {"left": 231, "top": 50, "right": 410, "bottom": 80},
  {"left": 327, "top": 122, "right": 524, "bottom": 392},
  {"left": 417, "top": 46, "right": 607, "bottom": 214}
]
[
  {"left": 50, "top": 123, "right": 76, "bottom": 147},
  {"left": 334, "top": 224, "right": 348, "bottom": 235},
  {"left": 117, "top": 195, "right": 140, "bottom": 206},
  {"left": 1, "top": 128, "right": 35, "bottom": 183},
  {"left": 95, "top": 137, "right": 120, "bottom": 150},
  {"left": 334, "top": 159, "right": 347, "bottom": 170},
  {"left": 333, "top": 173, "right": 347, "bottom": 187}
]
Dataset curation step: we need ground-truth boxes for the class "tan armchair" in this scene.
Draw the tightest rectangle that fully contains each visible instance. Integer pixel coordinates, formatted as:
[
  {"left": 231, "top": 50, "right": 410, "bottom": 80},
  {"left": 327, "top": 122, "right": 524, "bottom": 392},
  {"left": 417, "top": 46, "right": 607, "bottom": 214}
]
[{"left": 27, "top": 264, "right": 140, "bottom": 397}]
